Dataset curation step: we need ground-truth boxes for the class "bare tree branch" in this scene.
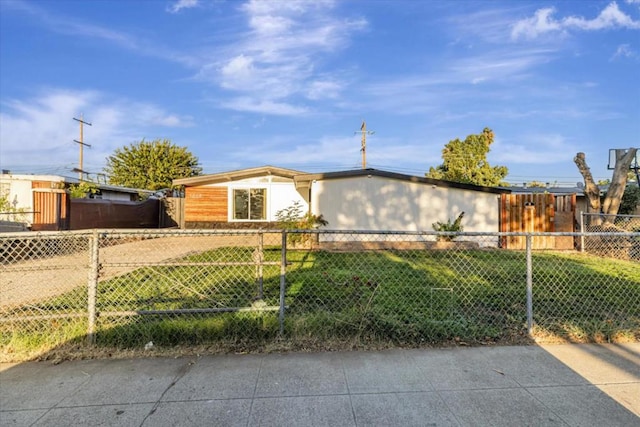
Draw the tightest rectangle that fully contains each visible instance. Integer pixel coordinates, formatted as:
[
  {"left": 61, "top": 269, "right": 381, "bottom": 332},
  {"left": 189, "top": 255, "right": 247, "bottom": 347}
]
[
  {"left": 574, "top": 152, "right": 601, "bottom": 214},
  {"left": 602, "top": 148, "right": 637, "bottom": 220}
]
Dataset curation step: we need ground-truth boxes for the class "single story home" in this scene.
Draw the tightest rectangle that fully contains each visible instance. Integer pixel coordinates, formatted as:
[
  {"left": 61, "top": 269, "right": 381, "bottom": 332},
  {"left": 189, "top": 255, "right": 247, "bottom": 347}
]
[
  {"left": 294, "top": 168, "right": 509, "bottom": 234},
  {"left": 174, "top": 166, "right": 511, "bottom": 243},
  {"left": 173, "top": 166, "right": 308, "bottom": 228}
]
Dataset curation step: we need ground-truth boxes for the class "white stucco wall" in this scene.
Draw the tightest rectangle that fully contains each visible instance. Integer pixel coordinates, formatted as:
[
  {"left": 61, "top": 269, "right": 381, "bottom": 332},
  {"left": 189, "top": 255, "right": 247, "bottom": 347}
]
[
  {"left": 310, "top": 175, "right": 501, "bottom": 234},
  {"left": 99, "top": 190, "right": 133, "bottom": 201},
  {"left": 0, "top": 178, "right": 33, "bottom": 212},
  {"left": 0, "top": 175, "right": 63, "bottom": 225},
  {"left": 210, "top": 175, "right": 308, "bottom": 221}
]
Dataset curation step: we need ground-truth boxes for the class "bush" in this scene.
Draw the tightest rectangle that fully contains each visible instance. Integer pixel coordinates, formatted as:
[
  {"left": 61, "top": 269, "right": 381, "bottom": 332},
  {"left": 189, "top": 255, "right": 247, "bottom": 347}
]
[
  {"left": 432, "top": 212, "right": 464, "bottom": 241},
  {"left": 275, "top": 201, "right": 328, "bottom": 246}
]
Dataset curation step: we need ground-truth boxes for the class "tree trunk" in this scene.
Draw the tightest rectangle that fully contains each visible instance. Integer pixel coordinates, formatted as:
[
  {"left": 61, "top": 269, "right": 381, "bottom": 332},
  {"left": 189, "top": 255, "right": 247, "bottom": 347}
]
[
  {"left": 574, "top": 149, "right": 637, "bottom": 228},
  {"left": 574, "top": 152, "right": 602, "bottom": 226},
  {"left": 602, "top": 148, "right": 637, "bottom": 224}
]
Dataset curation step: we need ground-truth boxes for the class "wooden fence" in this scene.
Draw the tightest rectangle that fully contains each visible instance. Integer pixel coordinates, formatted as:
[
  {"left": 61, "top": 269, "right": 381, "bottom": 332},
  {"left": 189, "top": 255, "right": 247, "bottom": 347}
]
[
  {"left": 31, "top": 190, "right": 69, "bottom": 231},
  {"left": 501, "top": 193, "right": 576, "bottom": 250},
  {"left": 159, "top": 197, "right": 185, "bottom": 228}
]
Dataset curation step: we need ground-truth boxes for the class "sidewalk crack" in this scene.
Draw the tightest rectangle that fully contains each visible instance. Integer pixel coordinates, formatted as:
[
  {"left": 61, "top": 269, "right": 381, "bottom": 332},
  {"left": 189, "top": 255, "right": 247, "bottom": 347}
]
[{"left": 139, "top": 358, "right": 196, "bottom": 427}]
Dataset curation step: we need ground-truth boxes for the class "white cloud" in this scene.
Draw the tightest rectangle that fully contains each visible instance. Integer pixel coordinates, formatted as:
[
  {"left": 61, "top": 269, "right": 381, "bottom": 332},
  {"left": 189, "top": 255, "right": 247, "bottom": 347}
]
[
  {"left": 511, "top": 8, "right": 563, "bottom": 40},
  {"left": 198, "top": 0, "right": 366, "bottom": 115},
  {"left": 4, "top": 0, "right": 198, "bottom": 67},
  {"left": 492, "top": 134, "right": 578, "bottom": 164},
  {"left": 221, "top": 97, "right": 309, "bottom": 116},
  {"left": 220, "top": 55, "right": 256, "bottom": 89},
  {"left": 0, "top": 89, "right": 193, "bottom": 173},
  {"left": 511, "top": 2, "right": 640, "bottom": 40},
  {"left": 226, "top": 133, "right": 440, "bottom": 172},
  {"left": 306, "top": 80, "right": 343, "bottom": 100},
  {"left": 564, "top": 2, "right": 640, "bottom": 30},
  {"left": 611, "top": 43, "right": 638, "bottom": 60},
  {"left": 167, "top": 0, "right": 199, "bottom": 14}
]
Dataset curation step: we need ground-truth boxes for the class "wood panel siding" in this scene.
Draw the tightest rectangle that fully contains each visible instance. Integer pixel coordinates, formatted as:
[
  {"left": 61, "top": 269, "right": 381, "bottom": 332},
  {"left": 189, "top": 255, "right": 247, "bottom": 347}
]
[
  {"left": 184, "top": 187, "right": 228, "bottom": 223},
  {"left": 32, "top": 180, "right": 65, "bottom": 189}
]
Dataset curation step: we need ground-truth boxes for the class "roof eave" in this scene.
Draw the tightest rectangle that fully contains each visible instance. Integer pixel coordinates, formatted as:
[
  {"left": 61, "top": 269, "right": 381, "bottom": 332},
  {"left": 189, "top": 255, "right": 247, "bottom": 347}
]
[
  {"left": 294, "top": 168, "right": 510, "bottom": 194},
  {"left": 174, "top": 165, "right": 307, "bottom": 186}
]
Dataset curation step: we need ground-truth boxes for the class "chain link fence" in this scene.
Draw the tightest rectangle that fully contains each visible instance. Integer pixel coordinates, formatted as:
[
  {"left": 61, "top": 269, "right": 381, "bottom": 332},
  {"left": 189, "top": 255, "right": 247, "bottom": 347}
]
[
  {"left": 579, "top": 213, "right": 640, "bottom": 259},
  {"left": 581, "top": 212, "right": 640, "bottom": 232},
  {"left": 1, "top": 229, "right": 638, "bottom": 360}
]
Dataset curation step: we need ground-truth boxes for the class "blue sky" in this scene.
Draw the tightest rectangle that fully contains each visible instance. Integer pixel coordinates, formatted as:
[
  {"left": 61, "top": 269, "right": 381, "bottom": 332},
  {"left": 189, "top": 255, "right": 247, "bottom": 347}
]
[{"left": 1, "top": 0, "right": 639, "bottom": 185}]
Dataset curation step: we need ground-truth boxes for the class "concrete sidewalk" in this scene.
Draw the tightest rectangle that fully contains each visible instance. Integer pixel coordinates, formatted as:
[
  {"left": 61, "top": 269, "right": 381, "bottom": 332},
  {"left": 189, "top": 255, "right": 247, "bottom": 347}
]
[{"left": 1, "top": 343, "right": 638, "bottom": 426}]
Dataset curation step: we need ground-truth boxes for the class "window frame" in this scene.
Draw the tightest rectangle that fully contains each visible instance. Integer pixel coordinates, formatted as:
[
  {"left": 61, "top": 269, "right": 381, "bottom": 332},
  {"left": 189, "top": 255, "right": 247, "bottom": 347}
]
[{"left": 230, "top": 187, "right": 267, "bottom": 221}]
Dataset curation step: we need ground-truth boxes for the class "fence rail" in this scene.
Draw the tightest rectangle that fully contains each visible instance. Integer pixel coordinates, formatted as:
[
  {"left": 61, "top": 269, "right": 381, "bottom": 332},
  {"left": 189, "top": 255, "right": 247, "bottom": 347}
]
[{"left": 1, "top": 229, "right": 638, "bottom": 359}]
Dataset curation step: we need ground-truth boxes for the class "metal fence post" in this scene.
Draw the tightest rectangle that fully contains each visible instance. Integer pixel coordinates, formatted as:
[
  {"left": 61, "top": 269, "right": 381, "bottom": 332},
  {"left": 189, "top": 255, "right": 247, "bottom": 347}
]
[
  {"left": 526, "top": 234, "right": 533, "bottom": 336},
  {"left": 87, "top": 230, "right": 100, "bottom": 345},
  {"left": 579, "top": 211, "right": 585, "bottom": 253},
  {"left": 279, "top": 230, "right": 287, "bottom": 335},
  {"left": 255, "top": 232, "right": 264, "bottom": 299}
]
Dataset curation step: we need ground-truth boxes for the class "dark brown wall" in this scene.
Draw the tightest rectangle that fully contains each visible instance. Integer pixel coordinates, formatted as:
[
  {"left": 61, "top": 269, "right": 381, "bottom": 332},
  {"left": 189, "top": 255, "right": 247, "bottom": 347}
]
[{"left": 69, "top": 199, "right": 159, "bottom": 229}]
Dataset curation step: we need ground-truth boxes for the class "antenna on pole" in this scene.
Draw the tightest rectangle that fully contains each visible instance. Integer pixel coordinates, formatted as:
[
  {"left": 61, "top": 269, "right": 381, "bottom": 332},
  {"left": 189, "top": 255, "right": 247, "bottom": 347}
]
[
  {"left": 355, "top": 120, "right": 375, "bottom": 169},
  {"left": 73, "top": 115, "right": 92, "bottom": 180}
]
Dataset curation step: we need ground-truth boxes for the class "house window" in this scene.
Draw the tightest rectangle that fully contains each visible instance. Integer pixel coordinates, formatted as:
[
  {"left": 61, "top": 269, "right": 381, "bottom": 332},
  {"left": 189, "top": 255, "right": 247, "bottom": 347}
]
[{"left": 233, "top": 188, "right": 266, "bottom": 220}]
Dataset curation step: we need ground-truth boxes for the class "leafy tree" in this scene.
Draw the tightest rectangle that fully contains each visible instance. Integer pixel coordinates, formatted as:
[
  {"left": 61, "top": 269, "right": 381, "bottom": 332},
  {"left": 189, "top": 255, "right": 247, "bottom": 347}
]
[
  {"left": 104, "top": 139, "right": 202, "bottom": 190},
  {"left": 616, "top": 185, "right": 640, "bottom": 215},
  {"left": 527, "top": 181, "right": 548, "bottom": 188},
  {"left": 68, "top": 182, "right": 98, "bottom": 199},
  {"left": 426, "top": 128, "right": 508, "bottom": 187}
]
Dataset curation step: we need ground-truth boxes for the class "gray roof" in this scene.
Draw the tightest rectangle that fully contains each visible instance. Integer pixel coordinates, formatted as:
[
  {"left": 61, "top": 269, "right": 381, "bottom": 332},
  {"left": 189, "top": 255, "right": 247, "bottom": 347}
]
[{"left": 294, "top": 168, "right": 511, "bottom": 194}]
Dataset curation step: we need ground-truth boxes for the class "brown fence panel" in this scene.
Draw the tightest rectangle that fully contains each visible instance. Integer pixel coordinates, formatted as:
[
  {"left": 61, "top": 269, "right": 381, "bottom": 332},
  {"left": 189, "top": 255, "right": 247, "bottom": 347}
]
[
  {"left": 501, "top": 193, "right": 576, "bottom": 249},
  {"left": 554, "top": 194, "right": 576, "bottom": 249},
  {"left": 32, "top": 190, "right": 69, "bottom": 231},
  {"left": 159, "top": 197, "right": 184, "bottom": 228},
  {"left": 69, "top": 199, "right": 159, "bottom": 229}
]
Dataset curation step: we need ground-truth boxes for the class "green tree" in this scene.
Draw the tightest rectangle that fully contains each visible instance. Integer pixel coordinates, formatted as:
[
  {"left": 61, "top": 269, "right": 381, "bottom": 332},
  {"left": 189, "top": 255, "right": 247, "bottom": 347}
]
[
  {"left": 104, "top": 139, "right": 202, "bottom": 190},
  {"left": 616, "top": 185, "right": 640, "bottom": 215},
  {"left": 67, "top": 182, "right": 98, "bottom": 199},
  {"left": 426, "top": 128, "right": 508, "bottom": 187}
]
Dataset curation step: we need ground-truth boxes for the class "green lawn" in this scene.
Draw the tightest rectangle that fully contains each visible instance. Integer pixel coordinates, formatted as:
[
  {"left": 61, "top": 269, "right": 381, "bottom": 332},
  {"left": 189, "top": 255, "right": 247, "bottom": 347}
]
[{"left": 2, "top": 247, "right": 638, "bottom": 359}]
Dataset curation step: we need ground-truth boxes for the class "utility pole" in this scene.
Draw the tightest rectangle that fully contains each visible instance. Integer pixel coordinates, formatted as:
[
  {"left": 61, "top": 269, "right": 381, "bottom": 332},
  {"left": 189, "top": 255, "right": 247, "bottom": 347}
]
[
  {"left": 356, "top": 120, "right": 375, "bottom": 169},
  {"left": 73, "top": 115, "right": 92, "bottom": 180}
]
